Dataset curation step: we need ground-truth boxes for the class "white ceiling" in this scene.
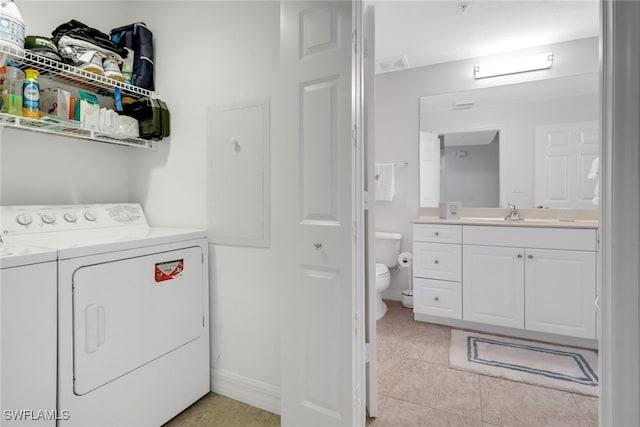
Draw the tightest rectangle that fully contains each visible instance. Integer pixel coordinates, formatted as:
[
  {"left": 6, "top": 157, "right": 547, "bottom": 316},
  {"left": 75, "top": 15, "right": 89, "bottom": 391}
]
[{"left": 373, "top": 0, "right": 600, "bottom": 73}]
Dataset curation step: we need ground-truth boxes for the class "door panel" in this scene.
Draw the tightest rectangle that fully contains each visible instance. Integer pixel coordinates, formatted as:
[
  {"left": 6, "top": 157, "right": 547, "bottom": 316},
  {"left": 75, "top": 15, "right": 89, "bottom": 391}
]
[
  {"left": 420, "top": 131, "right": 441, "bottom": 207},
  {"left": 301, "top": 77, "right": 341, "bottom": 224},
  {"left": 535, "top": 121, "right": 599, "bottom": 208},
  {"left": 280, "top": 1, "right": 358, "bottom": 426},
  {"left": 73, "top": 247, "right": 204, "bottom": 395},
  {"left": 363, "top": 3, "right": 377, "bottom": 419}
]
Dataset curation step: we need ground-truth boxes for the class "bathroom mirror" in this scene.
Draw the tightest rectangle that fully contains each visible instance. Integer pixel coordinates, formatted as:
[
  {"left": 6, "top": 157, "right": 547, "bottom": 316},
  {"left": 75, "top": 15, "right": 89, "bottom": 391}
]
[{"left": 419, "top": 72, "right": 599, "bottom": 209}]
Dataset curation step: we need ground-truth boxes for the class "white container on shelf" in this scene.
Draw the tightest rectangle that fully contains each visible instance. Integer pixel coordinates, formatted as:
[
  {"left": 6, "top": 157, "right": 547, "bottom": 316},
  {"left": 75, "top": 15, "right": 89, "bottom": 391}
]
[{"left": 0, "top": 0, "right": 25, "bottom": 49}]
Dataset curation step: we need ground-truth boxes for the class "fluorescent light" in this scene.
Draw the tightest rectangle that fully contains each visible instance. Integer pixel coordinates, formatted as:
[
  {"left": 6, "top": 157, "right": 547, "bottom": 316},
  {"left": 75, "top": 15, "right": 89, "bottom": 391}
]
[{"left": 474, "top": 52, "right": 554, "bottom": 79}]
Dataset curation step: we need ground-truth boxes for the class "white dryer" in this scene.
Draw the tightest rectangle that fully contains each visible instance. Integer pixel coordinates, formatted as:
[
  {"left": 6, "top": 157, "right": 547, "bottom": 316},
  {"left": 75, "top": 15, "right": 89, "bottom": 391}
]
[
  {"left": 1, "top": 204, "right": 210, "bottom": 427},
  {"left": 1, "top": 241, "right": 57, "bottom": 426}
]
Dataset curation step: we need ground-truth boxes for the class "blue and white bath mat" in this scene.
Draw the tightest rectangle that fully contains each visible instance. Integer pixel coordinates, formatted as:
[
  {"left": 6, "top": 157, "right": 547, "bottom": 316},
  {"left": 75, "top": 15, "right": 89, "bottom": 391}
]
[{"left": 449, "top": 329, "right": 598, "bottom": 396}]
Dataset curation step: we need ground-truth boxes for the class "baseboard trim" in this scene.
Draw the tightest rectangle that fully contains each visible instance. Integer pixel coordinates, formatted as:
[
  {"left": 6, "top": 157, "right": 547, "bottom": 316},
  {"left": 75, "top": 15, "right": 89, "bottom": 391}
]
[
  {"left": 211, "top": 368, "right": 280, "bottom": 415},
  {"left": 414, "top": 313, "right": 598, "bottom": 350},
  {"left": 381, "top": 290, "right": 402, "bottom": 301}
]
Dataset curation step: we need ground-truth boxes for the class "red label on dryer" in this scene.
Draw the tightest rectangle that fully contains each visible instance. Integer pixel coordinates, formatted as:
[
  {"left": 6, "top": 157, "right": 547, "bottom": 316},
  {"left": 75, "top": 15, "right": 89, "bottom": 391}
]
[{"left": 155, "top": 259, "right": 184, "bottom": 282}]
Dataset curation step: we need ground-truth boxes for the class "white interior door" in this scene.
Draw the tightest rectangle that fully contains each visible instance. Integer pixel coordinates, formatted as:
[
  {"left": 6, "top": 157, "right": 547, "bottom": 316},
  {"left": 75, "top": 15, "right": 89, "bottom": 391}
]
[
  {"left": 279, "top": 1, "right": 361, "bottom": 426},
  {"left": 534, "top": 121, "right": 599, "bottom": 208},
  {"left": 420, "top": 131, "right": 441, "bottom": 207},
  {"left": 363, "top": 4, "right": 377, "bottom": 419}
]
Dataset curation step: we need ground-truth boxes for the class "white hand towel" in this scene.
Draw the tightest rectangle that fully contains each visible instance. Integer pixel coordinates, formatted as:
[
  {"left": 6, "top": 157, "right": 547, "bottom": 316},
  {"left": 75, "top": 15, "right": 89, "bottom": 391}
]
[
  {"left": 587, "top": 157, "right": 599, "bottom": 179},
  {"left": 375, "top": 163, "right": 396, "bottom": 201},
  {"left": 588, "top": 157, "right": 599, "bottom": 205}
]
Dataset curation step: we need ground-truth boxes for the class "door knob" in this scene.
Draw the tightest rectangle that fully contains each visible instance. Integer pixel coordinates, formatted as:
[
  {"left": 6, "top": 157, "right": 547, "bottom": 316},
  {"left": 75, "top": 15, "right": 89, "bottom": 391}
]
[
  {"left": 517, "top": 254, "right": 523, "bottom": 259},
  {"left": 528, "top": 254, "right": 534, "bottom": 259},
  {"left": 313, "top": 243, "right": 323, "bottom": 250}
]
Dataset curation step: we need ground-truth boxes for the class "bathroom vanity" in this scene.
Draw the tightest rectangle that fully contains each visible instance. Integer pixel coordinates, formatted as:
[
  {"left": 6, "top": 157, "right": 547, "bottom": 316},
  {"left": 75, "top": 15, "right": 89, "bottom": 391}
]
[{"left": 412, "top": 210, "right": 599, "bottom": 341}]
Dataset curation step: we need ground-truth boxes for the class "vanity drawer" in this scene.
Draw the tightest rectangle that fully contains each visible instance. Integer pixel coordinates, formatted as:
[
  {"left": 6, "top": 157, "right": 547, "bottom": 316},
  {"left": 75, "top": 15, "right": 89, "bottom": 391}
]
[
  {"left": 413, "top": 278, "right": 462, "bottom": 319},
  {"left": 413, "top": 224, "right": 462, "bottom": 244},
  {"left": 462, "top": 225, "right": 597, "bottom": 251},
  {"left": 413, "top": 242, "right": 461, "bottom": 281}
]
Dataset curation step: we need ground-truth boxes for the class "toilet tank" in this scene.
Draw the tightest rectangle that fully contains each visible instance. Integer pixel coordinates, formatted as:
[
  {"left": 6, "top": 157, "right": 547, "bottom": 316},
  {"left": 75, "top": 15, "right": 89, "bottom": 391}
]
[{"left": 375, "top": 232, "right": 402, "bottom": 268}]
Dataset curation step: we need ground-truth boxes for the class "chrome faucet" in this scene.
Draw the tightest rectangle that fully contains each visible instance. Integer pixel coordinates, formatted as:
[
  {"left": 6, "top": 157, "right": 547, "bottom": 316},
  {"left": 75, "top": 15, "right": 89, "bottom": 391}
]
[{"left": 504, "top": 203, "right": 523, "bottom": 221}]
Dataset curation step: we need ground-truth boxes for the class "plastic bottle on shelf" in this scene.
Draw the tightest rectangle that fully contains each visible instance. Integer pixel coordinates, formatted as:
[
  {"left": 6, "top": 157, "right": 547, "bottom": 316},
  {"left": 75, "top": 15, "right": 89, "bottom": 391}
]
[
  {"left": 0, "top": 64, "right": 5, "bottom": 111},
  {"left": 22, "top": 68, "right": 39, "bottom": 119},
  {"left": 1, "top": 61, "right": 24, "bottom": 116},
  {"left": 0, "top": 0, "right": 25, "bottom": 49}
]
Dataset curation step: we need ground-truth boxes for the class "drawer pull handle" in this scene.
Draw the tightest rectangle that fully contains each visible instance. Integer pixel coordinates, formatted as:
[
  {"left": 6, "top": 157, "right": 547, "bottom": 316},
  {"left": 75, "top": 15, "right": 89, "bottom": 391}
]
[
  {"left": 434, "top": 260, "right": 439, "bottom": 264},
  {"left": 313, "top": 243, "right": 323, "bottom": 250},
  {"left": 517, "top": 254, "right": 523, "bottom": 259},
  {"left": 434, "top": 232, "right": 440, "bottom": 236},
  {"left": 528, "top": 254, "right": 534, "bottom": 259},
  {"left": 434, "top": 297, "right": 440, "bottom": 302}
]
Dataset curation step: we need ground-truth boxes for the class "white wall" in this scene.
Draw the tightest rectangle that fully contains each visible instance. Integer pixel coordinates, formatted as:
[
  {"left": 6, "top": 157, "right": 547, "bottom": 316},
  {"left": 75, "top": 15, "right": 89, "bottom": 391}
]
[
  {"left": 0, "top": 2, "right": 132, "bottom": 205},
  {"left": 126, "top": 1, "right": 282, "bottom": 411},
  {"left": 376, "top": 37, "right": 599, "bottom": 299}
]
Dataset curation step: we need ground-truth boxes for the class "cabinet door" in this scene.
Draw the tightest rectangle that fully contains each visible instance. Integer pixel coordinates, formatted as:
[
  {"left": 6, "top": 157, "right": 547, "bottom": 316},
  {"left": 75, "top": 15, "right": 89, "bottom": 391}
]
[
  {"left": 463, "top": 245, "right": 525, "bottom": 328},
  {"left": 525, "top": 249, "right": 596, "bottom": 338},
  {"left": 413, "top": 242, "right": 461, "bottom": 281}
]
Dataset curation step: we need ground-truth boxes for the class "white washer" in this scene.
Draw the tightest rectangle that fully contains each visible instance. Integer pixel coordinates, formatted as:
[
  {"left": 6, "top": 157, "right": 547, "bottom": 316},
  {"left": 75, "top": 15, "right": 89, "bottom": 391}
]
[
  {"left": 1, "top": 204, "right": 210, "bottom": 427},
  {"left": 1, "top": 241, "right": 57, "bottom": 426}
]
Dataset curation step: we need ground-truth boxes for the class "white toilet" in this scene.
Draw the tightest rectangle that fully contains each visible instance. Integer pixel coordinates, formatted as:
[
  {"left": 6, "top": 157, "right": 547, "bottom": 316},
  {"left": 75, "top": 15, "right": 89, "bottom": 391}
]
[{"left": 375, "top": 231, "right": 402, "bottom": 320}]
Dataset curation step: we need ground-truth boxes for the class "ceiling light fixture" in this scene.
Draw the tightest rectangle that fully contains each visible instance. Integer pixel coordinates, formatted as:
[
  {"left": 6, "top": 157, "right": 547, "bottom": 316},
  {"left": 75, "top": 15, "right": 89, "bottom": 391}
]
[{"left": 474, "top": 52, "right": 554, "bottom": 79}]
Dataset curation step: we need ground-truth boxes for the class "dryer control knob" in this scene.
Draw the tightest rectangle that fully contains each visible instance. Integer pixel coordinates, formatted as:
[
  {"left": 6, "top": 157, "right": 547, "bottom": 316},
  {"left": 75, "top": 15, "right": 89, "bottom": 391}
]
[
  {"left": 84, "top": 210, "right": 97, "bottom": 222},
  {"left": 41, "top": 213, "right": 56, "bottom": 224},
  {"left": 64, "top": 212, "right": 78, "bottom": 223},
  {"left": 16, "top": 213, "right": 33, "bottom": 226}
]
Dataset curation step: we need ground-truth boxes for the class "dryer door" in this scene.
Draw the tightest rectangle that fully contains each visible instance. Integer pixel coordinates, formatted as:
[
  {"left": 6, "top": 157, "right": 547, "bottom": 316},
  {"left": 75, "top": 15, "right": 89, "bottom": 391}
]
[{"left": 72, "top": 246, "right": 204, "bottom": 395}]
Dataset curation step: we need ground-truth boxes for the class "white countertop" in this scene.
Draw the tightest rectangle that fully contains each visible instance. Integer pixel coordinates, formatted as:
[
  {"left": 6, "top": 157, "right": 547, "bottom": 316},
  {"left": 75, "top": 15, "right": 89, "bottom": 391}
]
[
  {"left": 414, "top": 216, "right": 598, "bottom": 229},
  {"left": 414, "top": 207, "right": 599, "bottom": 229}
]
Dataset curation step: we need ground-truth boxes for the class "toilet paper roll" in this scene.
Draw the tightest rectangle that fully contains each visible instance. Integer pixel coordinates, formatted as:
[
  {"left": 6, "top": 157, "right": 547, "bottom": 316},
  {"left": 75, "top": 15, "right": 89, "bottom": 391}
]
[{"left": 397, "top": 252, "right": 413, "bottom": 267}]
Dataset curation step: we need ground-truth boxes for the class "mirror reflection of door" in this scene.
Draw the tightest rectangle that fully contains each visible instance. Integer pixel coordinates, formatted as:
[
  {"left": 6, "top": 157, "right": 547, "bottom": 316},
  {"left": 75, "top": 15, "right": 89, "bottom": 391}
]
[{"left": 439, "top": 129, "right": 500, "bottom": 208}]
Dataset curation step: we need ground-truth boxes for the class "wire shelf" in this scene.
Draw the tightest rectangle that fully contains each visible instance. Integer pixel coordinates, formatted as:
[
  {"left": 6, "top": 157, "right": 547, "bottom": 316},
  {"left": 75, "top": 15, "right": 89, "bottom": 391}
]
[
  {"left": 0, "top": 43, "right": 154, "bottom": 99},
  {"left": 0, "top": 113, "right": 154, "bottom": 149}
]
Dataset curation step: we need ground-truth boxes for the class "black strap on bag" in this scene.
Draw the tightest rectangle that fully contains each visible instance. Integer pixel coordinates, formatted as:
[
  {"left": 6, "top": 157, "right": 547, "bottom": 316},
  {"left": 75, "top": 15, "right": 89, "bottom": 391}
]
[{"left": 110, "top": 22, "right": 155, "bottom": 91}]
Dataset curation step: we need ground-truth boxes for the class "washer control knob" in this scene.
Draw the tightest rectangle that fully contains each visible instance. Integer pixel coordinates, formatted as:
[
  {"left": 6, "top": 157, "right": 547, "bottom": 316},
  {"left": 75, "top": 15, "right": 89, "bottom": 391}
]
[
  {"left": 64, "top": 212, "right": 78, "bottom": 223},
  {"left": 16, "top": 213, "right": 33, "bottom": 226},
  {"left": 41, "top": 213, "right": 56, "bottom": 224},
  {"left": 84, "top": 210, "right": 97, "bottom": 222}
]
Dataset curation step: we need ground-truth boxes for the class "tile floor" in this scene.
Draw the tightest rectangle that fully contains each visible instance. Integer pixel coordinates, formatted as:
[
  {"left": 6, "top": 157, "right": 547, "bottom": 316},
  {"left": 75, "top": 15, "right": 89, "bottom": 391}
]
[
  {"left": 368, "top": 300, "right": 599, "bottom": 427},
  {"left": 163, "top": 299, "right": 598, "bottom": 427},
  {"left": 163, "top": 393, "right": 280, "bottom": 427}
]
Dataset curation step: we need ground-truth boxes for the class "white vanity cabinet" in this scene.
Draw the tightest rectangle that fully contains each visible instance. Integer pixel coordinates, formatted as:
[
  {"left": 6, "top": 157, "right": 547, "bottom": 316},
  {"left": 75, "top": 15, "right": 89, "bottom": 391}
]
[
  {"left": 413, "top": 222, "right": 598, "bottom": 340},
  {"left": 412, "top": 224, "right": 462, "bottom": 319},
  {"left": 463, "top": 226, "right": 597, "bottom": 339}
]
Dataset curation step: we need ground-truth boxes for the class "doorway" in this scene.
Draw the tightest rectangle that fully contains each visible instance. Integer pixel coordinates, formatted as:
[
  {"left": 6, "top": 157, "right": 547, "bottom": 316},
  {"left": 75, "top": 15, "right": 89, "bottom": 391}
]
[{"left": 367, "top": 1, "right": 604, "bottom": 424}]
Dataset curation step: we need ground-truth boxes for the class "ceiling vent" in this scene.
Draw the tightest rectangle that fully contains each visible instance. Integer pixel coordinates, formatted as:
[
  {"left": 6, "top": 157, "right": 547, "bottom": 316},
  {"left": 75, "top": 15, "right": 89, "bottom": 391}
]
[
  {"left": 452, "top": 100, "right": 476, "bottom": 110},
  {"left": 376, "top": 55, "right": 409, "bottom": 73}
]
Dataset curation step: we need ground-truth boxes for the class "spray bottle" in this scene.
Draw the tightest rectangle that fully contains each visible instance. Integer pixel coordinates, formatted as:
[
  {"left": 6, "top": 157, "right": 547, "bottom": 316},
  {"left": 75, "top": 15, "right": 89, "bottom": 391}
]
[{"left": 22, "top": 69, "right": 39, "bottom": 119}]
